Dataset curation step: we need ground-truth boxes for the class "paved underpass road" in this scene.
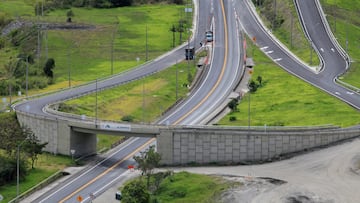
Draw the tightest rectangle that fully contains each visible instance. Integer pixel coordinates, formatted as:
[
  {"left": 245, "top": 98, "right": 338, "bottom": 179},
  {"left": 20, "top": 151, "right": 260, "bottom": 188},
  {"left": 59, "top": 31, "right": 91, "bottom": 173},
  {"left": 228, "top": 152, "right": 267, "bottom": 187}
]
[{"left": 168, "top": 138, "right": 360, "bottom": 203}]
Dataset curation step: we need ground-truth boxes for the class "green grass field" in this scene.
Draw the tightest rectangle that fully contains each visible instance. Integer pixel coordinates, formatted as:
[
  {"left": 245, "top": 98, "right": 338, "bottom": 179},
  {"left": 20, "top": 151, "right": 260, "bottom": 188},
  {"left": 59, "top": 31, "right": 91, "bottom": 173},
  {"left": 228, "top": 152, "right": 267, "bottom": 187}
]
[
  {"left": 1, "top": 1, "right": 190, "bottom": 95},
  {"left": 218, "top": 43, "right": 360, "bottom": 127},
  {"left": 59, "top": 60, "right": 196, "bottom": 123},
  {"left": 0, "top": 153, "right": 72, "bottom": 202},
  {"left": 122, "top": 171, "right": 236, "bottom": 203},
  {"left": 41, "top": 5, "right": 190, "bottom": 91}
]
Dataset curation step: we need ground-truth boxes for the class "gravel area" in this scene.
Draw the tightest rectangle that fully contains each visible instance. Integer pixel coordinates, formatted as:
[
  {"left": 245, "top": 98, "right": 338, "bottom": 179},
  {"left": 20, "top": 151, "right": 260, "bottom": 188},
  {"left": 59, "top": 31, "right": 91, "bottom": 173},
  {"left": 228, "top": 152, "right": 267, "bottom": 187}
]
[{"left": 166, "top": 138, "right": 360, "bottom": 203}]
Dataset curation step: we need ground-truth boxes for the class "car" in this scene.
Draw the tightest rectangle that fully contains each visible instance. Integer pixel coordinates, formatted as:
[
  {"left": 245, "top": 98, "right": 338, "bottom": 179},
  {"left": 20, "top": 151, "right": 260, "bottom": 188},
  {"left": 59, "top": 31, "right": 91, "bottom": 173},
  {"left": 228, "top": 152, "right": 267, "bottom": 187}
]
[
  {"left": 115, "top": 191, "right": 122, "bottom": 200},
  {"left": 205, "top": 31, "right": 213, "bottom": 42}
]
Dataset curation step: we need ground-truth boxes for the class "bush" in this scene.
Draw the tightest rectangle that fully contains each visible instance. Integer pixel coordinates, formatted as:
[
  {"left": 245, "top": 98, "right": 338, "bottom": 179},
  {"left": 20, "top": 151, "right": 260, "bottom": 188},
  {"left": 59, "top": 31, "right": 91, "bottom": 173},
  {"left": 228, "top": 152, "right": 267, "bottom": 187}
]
[
  {"left": 43, "top": 58, "right": 55, "bottom": 78},
  {"left": 229, "top": 116, "right": 237, "bottom": 121},
  {"left": 121, "top": 115, "right": 134, "bottom": 122},
  {"left": 228, "top": 98, "right": 238, "bottom": 111},
  {"left": 121, "top": 180, "right": 150, "bottom": 203}
]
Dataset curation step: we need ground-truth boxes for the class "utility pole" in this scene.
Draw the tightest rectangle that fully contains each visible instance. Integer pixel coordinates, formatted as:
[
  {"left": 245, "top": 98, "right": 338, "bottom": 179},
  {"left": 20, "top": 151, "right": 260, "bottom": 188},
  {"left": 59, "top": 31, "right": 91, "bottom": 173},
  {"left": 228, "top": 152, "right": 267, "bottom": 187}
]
[
  {"left": 334, "top": 0, "right": 337, "bottom": 34},
  {"left": 68, "top": 46, "right": 71, "bottom": 87},
  {"left": 310, "top": 42, "right": 313, "bottom": 65},
  {"left": 345, "top": 14, "right": 349, "bottom": 53},
  {"left": 16, "top": 144, "right": 20, "bottom": 198},
  {"left": 16, "top": 140, "right": 25, "bottom": 199},
  {"left": 45, "top": 29, "right": 48, "bottom": 61},
  {"left": 26, "top": 57, "right": 28, "bottom": 98},
  {"left": 290, "top": 14, "right": 293, "bottom": 48},
  {"left": 142, "top": 80, "right": 145, "bottom": 123},
  {"left": 176, "top": 60, "right": 178, "bottom": 101},
  {"left": 37, "top": 26, "right": 41, "bottom": 70},
  {"left": 145, "top": 25, "right": 148, "bottom": 62},
  {"left": 248, "top": 88, "right": 251, "bottom": 130},
  {"left": 111, "top": 32, "right": 114, "bottom": 75},
  {"left": 273, "top": 0, "right": 277, "bottom": 30},
  {"left": 95, "top": 79, "right": 98, "bottom": 128}
]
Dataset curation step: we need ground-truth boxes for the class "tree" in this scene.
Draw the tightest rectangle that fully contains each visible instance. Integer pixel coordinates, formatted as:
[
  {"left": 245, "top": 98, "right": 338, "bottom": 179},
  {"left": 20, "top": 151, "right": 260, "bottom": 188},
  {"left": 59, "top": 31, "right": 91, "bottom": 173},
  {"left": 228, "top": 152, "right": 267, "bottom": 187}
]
[
  {"left": 228, "top": 98, "right": 238, "bottom": 112},
  {"left": 22, "top": 128, "right": 48, "bottom": 169},
  {"left": 66, "top": 9, "right": 74, "bottom": 22},
  {"left": 0, "top": 113, "right": 26, "bottom": 156},
  {"left": 248, "top": 80, "right": 258, "bottom": 92},
  {"left": 133, "top": 145, "right": 161, "bottom": 188},
  {"left": 256, "top": 75, "right": 263, "bottom": 86},
  {"left": 121, "top": 180, "right": 150, "bottom": 203},
  {"left": 43, "top": 58, "right": 55, "bottom": 78},
  {"left": 170, "top": 24, "right": 177, "bottom": 47},
  {"left": 110, "top": 0, "right": 133, "bottom": 7}
]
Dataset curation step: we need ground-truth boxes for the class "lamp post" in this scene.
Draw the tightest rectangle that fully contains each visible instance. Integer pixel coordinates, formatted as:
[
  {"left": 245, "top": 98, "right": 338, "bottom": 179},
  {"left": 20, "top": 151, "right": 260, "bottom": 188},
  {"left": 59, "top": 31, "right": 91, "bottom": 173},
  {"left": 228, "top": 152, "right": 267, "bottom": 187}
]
[
  {"left": 16, "top": 140, "right": 26, "bottom": 198},
  {"left": 70, "top": 149, "right": 76, "bottom": 163},
  {"left": 25, "top": 56, "right": 28, "bottom": 98},
  {"left": 245, "top": 58, "right": 255, "bottom": 131}
]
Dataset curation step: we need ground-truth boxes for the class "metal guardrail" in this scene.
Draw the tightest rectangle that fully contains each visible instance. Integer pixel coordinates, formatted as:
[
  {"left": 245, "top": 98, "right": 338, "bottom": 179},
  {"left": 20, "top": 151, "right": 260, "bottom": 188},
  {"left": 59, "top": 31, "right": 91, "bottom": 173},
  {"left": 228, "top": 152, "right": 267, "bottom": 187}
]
[{"left": 8, "top": 170, "right": 63, "bottom": 203}]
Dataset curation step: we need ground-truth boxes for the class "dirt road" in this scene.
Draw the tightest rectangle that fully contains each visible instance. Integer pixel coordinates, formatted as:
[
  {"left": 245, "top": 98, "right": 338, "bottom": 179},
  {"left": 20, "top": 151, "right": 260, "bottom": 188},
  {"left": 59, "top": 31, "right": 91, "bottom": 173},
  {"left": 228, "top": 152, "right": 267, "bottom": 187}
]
[{"left": 169, "top": 138, "right": 360, "bottom": 203}]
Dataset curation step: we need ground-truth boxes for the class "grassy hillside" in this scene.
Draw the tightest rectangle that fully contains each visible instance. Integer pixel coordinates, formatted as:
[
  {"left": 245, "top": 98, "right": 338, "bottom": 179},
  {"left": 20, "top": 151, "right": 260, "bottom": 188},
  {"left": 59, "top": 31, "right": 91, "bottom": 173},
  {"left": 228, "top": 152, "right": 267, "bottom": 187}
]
[
  {"left": 0, "top": 1, "right": 190, "bottom": 99},
  {"left": 218, "top": 40, "right": 360, "bottom": 127},
  {"left": 219, "top": 0, "right": 359, "bottom": 127},
  {"left": 320, "top": 0, "right": 360, "bottom": 87},
  {"left": 59, "top": 59, "right": 197, "bottom": 123}
]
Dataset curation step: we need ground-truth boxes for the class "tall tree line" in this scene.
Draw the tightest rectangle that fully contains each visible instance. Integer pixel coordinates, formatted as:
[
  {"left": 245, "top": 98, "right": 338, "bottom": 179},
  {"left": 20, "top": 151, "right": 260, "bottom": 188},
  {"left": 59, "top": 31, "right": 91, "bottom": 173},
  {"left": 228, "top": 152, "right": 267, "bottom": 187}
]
[{"left": 37, "top": 0, "right": 184, "bottom": 11}]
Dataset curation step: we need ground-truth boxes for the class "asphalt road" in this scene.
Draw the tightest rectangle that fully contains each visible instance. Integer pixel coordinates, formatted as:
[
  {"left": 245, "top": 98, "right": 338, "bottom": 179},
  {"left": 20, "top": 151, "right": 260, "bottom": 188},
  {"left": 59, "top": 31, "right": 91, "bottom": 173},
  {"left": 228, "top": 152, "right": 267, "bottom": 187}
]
[
  {"left": 235, "top": 0, "right": 360, "bottom": 110},
  {"left": 23, "top": 0, "right": 245, "bottom": 202},
  {"left": 19, "top": 0, "right": 360, "bottom": 202}
]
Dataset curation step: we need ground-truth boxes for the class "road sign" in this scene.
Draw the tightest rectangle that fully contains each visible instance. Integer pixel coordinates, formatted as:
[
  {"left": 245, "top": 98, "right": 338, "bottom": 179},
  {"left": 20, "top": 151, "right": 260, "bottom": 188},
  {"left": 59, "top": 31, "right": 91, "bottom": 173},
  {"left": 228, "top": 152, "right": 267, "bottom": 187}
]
[
  {"left": 77, "top": 195, "right": 83, "bottom": 202},
  {"left": 185, "top": 7, "right": 192, "bottom": 12}
]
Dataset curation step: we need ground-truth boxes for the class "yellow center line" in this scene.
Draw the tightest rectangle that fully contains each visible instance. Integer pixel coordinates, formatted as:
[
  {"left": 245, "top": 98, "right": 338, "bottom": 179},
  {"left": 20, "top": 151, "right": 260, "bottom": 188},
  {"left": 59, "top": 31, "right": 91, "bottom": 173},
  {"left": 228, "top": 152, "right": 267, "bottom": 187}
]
[
  {"left": 174, "top": 0, "right": 229, "bottom": 125},
  {"left": 59, "top": 138, "right": 156, "bottom": 203},
  {"left": 61, "top": 1, "right": 228, "bottom": 201}
]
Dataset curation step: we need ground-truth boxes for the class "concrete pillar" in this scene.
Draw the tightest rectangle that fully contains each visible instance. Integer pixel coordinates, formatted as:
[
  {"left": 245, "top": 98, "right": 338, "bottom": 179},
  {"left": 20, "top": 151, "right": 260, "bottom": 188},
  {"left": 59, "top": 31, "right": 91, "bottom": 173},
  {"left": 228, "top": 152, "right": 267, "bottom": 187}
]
[
  {"left": 70, "top": 130, "right": 97, "bottom": 157},
  {"left": 157, "top": 130, "right": 174, "bottom": 165}
]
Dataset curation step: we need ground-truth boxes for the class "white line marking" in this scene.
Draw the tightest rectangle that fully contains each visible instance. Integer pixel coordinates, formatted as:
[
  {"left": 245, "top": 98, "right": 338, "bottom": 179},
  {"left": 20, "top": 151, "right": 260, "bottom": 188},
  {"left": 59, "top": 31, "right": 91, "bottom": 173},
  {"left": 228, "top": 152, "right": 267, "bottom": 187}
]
[
  {"left": 335, "top": 92, "right": 341, "bottom": 95},
  {"left": 346, "top": 91, "right": 354, "bottom": 95},
  {"left": 331, "top": 48, "right": 335, "bottom": 52},
  {"left": 320, "top": 48, "right": 324, "bottom": 52},
  {"left": 265, "top": 50, "right": 274, "bottom": 54},
  {"left": 274, "top": 58, "right": 282, "bottom": 62},
  {"left": 260, "top": 46, "right": 269, "bottom": 50}
]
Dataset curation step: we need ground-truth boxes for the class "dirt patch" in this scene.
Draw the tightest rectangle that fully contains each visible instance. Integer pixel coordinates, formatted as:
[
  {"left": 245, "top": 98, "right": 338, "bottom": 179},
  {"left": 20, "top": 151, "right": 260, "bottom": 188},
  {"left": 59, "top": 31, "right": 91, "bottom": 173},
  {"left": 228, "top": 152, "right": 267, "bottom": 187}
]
[
  {"left": 282, "top": 191, "right": 335, "bottom": 203},
  {"left": 1, "top": 19, "right": 95, "bottom": 36},
  {"left": 350, "top": 154, "right": 360, "bottom": 175},
  {"left": 220, "top": 175, "right": 286, "bottom": 203}
]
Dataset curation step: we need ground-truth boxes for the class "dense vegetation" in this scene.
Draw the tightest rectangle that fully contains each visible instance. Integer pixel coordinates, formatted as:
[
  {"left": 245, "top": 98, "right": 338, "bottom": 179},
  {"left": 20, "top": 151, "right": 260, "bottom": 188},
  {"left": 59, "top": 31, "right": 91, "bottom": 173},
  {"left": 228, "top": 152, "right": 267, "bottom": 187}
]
[
  {"left": 121, "top": 147, "right": 234, "bottom": 203},
  {"left": 36, "top": 0, "right": 185, "bottom": 11},
  {"left": 0, "top": 113, "right": 47, "bottom": 186}
]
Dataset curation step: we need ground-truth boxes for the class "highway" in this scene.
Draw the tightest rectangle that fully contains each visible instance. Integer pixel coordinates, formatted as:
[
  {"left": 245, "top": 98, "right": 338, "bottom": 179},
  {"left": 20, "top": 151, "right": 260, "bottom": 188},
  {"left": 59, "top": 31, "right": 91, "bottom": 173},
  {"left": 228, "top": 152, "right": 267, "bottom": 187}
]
[
  {"left": 23, "top": 0, "right": 245, "bottom": 202},
  {"left": 235, "top": 0, "right": 360, "bottom": 110},
  {"left": 19, "top": 0, "right": 360, "bottom": 202}
]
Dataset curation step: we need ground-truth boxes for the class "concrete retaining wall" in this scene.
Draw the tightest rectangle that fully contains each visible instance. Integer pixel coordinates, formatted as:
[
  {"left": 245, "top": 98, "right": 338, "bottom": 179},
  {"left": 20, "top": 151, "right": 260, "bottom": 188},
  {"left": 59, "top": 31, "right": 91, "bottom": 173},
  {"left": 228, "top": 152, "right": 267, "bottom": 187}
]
[
  {"left": 16, "top": 111, "right": 97, "bottom": 156},
  {"left": 158, "top": 127, "right": 360, "bottom": 165},
  {"left": 15, "top": 110, "right": 360, "bottom": 164}
]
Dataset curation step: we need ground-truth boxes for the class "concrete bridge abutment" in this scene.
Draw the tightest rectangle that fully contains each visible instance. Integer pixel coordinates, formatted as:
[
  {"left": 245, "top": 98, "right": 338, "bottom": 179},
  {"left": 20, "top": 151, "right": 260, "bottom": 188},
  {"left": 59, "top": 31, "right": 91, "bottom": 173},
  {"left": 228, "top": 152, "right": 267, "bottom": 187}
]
[{"left": 16, "top": 111, "right": 97, "bottom": 157}]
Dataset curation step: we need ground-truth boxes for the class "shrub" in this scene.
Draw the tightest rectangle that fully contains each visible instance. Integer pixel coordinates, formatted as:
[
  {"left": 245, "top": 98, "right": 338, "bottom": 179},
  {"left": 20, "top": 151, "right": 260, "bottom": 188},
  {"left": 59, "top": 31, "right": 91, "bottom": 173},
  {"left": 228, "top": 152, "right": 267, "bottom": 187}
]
[
  {"left": 121, "top": 115, "right": 134, "bottom": 122},
  {"left": 229, "top": 116, "right": 237, "bottom": 121}
]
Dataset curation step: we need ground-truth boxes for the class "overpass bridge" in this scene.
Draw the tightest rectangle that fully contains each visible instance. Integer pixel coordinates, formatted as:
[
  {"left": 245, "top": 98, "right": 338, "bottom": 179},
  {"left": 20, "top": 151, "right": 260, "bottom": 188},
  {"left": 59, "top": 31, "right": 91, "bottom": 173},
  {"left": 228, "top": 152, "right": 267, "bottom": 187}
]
[{"left": 16, "top": 107, "right": 360, "bottom": 165}]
